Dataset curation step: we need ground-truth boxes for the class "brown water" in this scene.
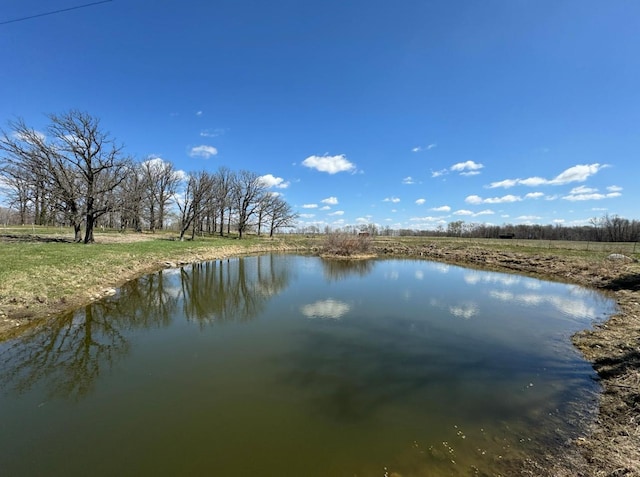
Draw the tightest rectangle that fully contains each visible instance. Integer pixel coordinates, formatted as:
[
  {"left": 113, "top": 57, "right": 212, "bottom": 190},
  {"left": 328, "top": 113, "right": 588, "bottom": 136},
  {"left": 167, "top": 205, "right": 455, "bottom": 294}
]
[{"left": 0, "top": 255, "right": 616, "bottom": 476}]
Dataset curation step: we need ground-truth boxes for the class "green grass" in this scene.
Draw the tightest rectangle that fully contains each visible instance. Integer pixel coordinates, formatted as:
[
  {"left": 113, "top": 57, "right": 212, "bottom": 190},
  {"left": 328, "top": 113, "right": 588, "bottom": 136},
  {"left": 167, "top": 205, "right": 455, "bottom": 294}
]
[{"left": 0, "top": 234, "right": 264, "bottom": 310}]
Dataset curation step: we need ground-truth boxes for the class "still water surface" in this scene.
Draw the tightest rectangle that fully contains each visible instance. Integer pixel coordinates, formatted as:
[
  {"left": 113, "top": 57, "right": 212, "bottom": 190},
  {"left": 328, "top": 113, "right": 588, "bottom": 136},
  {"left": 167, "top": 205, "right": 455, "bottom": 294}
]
[{"left": 0, "top": 255, "right": 616, "bottom": 476}]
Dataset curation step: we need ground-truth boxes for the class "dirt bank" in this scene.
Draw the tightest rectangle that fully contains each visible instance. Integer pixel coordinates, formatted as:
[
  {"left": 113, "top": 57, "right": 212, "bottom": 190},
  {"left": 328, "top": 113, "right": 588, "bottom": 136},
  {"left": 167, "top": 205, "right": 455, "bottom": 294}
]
[{"left": 1, "top": 237, "right": 638, "bottom": 475}]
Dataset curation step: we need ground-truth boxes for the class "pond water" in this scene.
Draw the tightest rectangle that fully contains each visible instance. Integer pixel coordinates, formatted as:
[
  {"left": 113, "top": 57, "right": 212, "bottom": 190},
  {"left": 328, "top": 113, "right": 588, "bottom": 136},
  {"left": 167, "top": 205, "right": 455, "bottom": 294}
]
[{"left": 0, "top": 255, "right": 616, "bottom": 476}]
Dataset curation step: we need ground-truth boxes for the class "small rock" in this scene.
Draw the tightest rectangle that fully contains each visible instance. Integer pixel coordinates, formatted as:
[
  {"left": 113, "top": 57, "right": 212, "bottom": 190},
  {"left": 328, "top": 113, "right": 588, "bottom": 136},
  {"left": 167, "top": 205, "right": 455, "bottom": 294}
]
[{"left": 607, "top": 253, "right": 633, "bottom": 262}]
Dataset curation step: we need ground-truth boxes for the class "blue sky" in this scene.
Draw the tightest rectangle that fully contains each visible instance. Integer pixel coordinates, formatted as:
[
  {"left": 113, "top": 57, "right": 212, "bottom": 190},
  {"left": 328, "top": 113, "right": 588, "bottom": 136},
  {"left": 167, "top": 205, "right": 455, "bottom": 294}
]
[{"left": 1, "top": 0, "right": 639, "bottom": 231}]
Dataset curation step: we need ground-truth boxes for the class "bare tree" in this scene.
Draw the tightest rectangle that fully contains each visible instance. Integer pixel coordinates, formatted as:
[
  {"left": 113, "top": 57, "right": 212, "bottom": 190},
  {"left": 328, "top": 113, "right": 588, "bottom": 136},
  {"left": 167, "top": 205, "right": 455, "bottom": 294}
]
[
  {"left": 140, "top": 157, "right": 180, "bottom": 232},
  {"left": 213, "top": 166, "right": 234, "bottom": 237},
  {"left": 232, "top": 170, "right": 267, "bottom": 239},
  {"left": 47, "top": 111, "right": 130, "bottom": 243},
  {"left": 176, "top": 171, "right": 212, "bottom": 241},
  {"left": 266, "top": 195, "right": 298, "bottom": 237},
  {"left": 0, "top": 111, "right": 129, "bottom": 242}
]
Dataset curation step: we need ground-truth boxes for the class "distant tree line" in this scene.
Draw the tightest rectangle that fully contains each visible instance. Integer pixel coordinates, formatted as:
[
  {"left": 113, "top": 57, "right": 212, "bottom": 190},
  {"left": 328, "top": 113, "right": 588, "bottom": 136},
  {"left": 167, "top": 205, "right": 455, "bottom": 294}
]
[
  {"left": 0, "top": 110, "right": 297, "bottom": 242},
  {"left": 295, "top": 215, "right": 639, "bottom": 243}
]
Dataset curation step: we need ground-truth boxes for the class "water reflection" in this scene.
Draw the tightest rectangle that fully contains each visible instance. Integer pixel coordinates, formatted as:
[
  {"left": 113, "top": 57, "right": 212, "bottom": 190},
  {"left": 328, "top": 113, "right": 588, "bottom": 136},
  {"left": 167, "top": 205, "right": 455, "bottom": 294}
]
[
  {"left": 320, "top": 258, "right": 375, "bottom": 281},
  {"left": 0, "top": 301, "right": 129, "bottom": 399},
  {"left": 179, "top": 255, "right": 292, "bottom": 324},
  {"left": 0, "top": 255, "right": 292, "bottom": 398}
]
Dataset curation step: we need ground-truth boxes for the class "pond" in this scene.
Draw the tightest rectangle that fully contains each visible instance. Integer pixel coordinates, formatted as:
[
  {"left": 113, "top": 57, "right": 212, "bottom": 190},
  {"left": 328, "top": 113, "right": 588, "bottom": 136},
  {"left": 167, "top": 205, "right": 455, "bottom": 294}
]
[{"left": 0, "top": 255, "right": 616, "bottom": 476}]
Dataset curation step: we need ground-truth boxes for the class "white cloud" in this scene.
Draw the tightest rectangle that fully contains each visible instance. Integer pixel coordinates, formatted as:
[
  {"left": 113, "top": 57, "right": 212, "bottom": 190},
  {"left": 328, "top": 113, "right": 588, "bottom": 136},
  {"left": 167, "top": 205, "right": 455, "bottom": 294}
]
[
  {"left": 451, "top": 161, "right": 484, "bottom": 174},
  {"left": 302, "top": 204, "right": 318, "bottom": 209},
  {"left": 475, "top": 209, "right": 495, "bottom": 216},
  {"left": 488, "top": 163, "right": 607, "bottom": 188},
  {"left": 431, "top": 169, "right": 448, "bottom": 178},
  {"left": 551, "top": 163, "right": 606, "bottom": 185},
  {"left": 488, "top": 179, "right": 519, "bottom": 189},
  {"left": 299, "top": 213, "right": 315, "bottom": 218},
  {"left": 525, "top": 192, "right": 545, "bottom": 199},
  {"left": 200, "top": 128, "right": 227, "bottom": 138},
  {"left": 431, "top": 205, "right": 451, "bottom": 212},
  {"left": 453, "top": 209, "right": 494, "bottom": 217},
  {"left": 465, "top": 194, "right": 522, "bottom": 204},
  {"left": 607, "top": 185, "right": 623, "bottom": 192},
  {"left": 562, "top": 189, "right": 621, "bottom": 201},
  {"left": 319, "top": 206, "right": 331, "bottom": 211},
  {"left": 517, "top": 215, "right": 542, "bottom": 221},
  {"left": 402, "top": 176, "right": 416, "bottom": 185},
  {"left": 259, "top": 174, "right": 290, "bottom": 189},
  {"left": 328, "top": 210, "right": 344, "bottom": 216},
  {"left": 189, "top": 145, "right": 218, "bottom": 158},
  {"left": 196, "top": 110, "right": 203, "bottom": 116},
  {"left": 383, "top": 197, "right": 401, "bottom": 203},
  {"left": 415, "top": 198, "right": 426, "bottom": 205},
  {"left": 321, "top": 196, "right": 339, "bottom": 205},
  {"left": 570, "top": 185, "right": 596, "bottom": 194},
  {"left": 410, "top": 216, "right": 445, "bottom": 222},
  {"left": 412, "top": 143, "right": 437, "bottom": 152},
  {"left": 302, "top": 154, "right": 356, "bottom": 174}
]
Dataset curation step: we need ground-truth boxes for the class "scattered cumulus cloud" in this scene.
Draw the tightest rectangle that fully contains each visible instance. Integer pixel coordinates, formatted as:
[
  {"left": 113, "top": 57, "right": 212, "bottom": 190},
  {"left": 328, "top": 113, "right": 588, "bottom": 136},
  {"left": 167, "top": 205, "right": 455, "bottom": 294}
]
[
  {"left": 259, "top": 174, "right": 290, "bottom": 189},
  {"left": 525, "top": 192, "right": 545, "bottom": 199},
  {"left": 415, "top": 198, "right": 426, "bottom": 205},
  {"left": 328, "top": 210, "right": 345, "bottom": 216},
  {"left": 383, "top": 197, "right": 401, "bottom": 203},
  {"left": 488, "top": 163, "right": 607, "bottom": 188},
  {"left": 451, "top": 161, "right": 484, "bottom": 176},
  {"left": 302, "top": 204, "right": 318, "bottom": 209},
  {"left": 319, "top": 206, "right": 331, "bottom": 211},
  {"left": 454, "top": 209, "right": 474, "bottom": 216},
  {"left": 402, "top": 176, "right": 416, "bottom": 185},
  {"left": 465, "top": 194, "right": 522, "bottom": 204},
  {"left": 562, "top": 184, "right": 621, "bottom": 201},
  {"left": 321, "top": 196, "right": 339, "bottom": 205},
  {"left": 517, "top": 215, "right": 542, "bottom": 221},
  {"left": 410, "top": 216, "right": 445, "bottom": 223},
  {"left": 412, "top": 143, "right": 437, "bottom": 152},
  {"left": 431, "top": 205, "right": 451, "bottom": 212},
  {"left": 431, "top": 169, "right": 448, "bottom": 178},
  {"left": 189, "top": 145, "right": 218, "bottom": 158},
  {"left": 299, "top": 213, "right": 315, "bottom": 218},
  {"left": 302, "top": 154, "right": 356, "bottom": 174},
  {"left": 195, "top": 111, "right": 203, "bottom": 116},
  {"left": 453, "top": 209, "right": 494, "bottom": 217}
]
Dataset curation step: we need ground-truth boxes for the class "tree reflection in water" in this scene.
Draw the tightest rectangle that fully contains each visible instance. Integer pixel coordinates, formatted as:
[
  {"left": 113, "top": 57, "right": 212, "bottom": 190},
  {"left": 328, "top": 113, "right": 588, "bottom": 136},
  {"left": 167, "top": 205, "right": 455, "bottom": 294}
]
[
  {"left": 320, "top": 258, "right": 375, "bottom": 282},
  {"left": 0, "top": 254, "right": 293, "bottom": 398},
  {"left": 179, "top": 255, "right": 292, "bottom": 325}
]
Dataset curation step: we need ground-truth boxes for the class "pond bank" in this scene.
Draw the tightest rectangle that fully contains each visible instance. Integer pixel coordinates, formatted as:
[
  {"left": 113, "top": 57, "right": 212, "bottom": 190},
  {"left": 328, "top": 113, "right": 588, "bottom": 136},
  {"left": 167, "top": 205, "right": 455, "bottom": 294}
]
[{"left": 1, "top": 236, "right": 638, "bottom": 475}]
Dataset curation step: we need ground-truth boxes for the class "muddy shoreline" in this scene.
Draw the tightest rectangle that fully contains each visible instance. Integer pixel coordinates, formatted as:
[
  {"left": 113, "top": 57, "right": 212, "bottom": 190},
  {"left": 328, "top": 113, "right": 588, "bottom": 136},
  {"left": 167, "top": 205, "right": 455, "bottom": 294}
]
[{"left": 1, "top": 239, "right": 638, "bottom": 475}]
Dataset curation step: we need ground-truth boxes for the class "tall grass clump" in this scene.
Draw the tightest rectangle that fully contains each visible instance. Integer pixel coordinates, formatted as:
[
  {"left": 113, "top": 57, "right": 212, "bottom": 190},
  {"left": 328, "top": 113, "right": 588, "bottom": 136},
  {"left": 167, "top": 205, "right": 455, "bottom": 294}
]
[{"left": 321, "top": 233, "right": 372, "bottom": 257}]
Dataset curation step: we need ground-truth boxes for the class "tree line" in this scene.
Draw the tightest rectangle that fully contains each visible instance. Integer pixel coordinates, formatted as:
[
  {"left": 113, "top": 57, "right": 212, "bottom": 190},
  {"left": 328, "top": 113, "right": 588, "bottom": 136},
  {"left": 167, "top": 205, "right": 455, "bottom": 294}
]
[
  {"left": 294, "top": 215, "right": 639, "bottom": 243},
  {"left": 0, "top": 110, "right": 298, "bottom": 242}
]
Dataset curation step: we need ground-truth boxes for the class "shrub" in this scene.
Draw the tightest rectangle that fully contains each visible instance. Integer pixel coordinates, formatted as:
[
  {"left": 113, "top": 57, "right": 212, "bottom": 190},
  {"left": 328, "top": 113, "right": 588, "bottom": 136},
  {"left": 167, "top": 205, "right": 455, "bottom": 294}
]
[{"left": 321, "top": 233, "right": 372, "bottom": 256}]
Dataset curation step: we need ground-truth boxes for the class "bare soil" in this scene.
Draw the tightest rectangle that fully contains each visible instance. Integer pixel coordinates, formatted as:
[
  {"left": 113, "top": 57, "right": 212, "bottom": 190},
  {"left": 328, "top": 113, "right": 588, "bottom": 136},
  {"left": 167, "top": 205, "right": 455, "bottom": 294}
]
[{"left": 1, "top": 236, "right": 638, "bottom": 476}]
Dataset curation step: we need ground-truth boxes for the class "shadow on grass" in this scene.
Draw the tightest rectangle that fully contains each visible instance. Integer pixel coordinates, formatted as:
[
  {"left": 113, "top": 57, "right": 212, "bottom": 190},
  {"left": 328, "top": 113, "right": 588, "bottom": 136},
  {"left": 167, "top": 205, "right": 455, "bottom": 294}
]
[{"left": 0, "top": 234, "right": 74, "bottom": 243}]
